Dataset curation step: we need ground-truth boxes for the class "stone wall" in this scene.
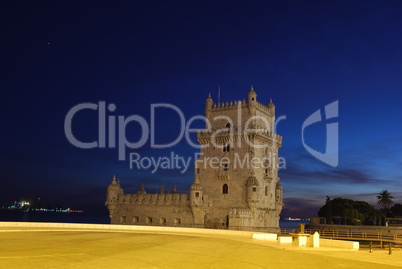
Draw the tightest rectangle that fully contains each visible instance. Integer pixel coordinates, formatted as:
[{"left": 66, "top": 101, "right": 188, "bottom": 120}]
[{"left": 111, "top": 193, "right": 194, "bottom": 227}]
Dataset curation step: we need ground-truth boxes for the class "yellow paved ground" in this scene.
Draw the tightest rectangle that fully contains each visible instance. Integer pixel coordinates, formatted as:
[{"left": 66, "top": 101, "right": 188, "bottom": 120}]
[{"left": 0, "top": 230, "right": 401, "bottom": 269}]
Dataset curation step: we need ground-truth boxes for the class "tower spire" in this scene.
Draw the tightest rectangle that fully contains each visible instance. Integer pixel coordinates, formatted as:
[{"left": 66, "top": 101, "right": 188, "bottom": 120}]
[
  {"left": 161, "top": 184, "right": 165, "bottom": 194},
  {"left": 194, "top": 174, "right": 200, "bottom": 184}
]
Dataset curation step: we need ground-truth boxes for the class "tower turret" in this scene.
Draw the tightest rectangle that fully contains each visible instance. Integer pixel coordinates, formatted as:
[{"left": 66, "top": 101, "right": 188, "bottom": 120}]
[
  {"left": 248, "top": 85, "right": 257, "bottom": 115},
  {"left": 105, "top": 175, "right": 123, "bottom": 218},
  {"left": 190, "top": 174, "right": 204, "bottom": 226},
  {"left": 268, "top": 98, "right": 276, "bottom": 130},
  {"left": 137, "top": 183, "right": 147, "bottom": 194},
  {"left": 246, "top": 174, "right": 259, "bottom": 210},
  {"left": 248, "top": 85, "right": 257, "bottom": 103},
  {"left": 275, "top": 181, "right": 283, "bottom": 210},
  {"left": 190, "top": 175, "right": 203, "bottom": 206},
  {"left": 205, "top": 93, "right": 213, "bottom": 118}
]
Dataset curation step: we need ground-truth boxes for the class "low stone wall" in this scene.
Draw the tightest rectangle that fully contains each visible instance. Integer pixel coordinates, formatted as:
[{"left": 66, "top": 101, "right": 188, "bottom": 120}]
[
  {"left": 278, "top": 236, "right": 292, "bottom": 244},
  {"left": 0, "top": 222, "right": 360, "bottom": 250},
  {"left": 252, "top": 233, "right": 277, "bottom": 241},
  {"left": 0, "top": 221, "right": 254, "bottom": 237},
  {"left": 320, "top": 238, "right": 359, "bottom": 250}
]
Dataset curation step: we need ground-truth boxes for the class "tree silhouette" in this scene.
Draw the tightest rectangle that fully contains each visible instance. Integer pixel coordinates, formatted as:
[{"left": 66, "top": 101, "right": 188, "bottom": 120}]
[
  {"left": 376, "top": 190, "right": 394, "bottom": 218},
  {"left": 318, "top": 197, "right": 380, "bottom": 225},
  {"left": 390, "top": 204, "right": 402, "bottom": 217}
]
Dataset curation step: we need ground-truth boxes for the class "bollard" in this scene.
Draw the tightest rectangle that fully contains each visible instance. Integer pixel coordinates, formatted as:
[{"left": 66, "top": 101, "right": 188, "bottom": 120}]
[
  {"left": 298, "top": 224, "right": 305, "bottom": 234},
  {"left": 369, "top": 242, "right": 373, "bottom": 253},
  {"left": 389, "top": 243, "right": 392, "bottom": 255}
]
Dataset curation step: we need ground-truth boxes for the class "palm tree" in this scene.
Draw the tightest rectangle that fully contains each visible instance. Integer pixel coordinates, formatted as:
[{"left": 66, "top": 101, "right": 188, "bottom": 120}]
[{"left": 377, "top": 190, "right": 394, "bottom": 218}]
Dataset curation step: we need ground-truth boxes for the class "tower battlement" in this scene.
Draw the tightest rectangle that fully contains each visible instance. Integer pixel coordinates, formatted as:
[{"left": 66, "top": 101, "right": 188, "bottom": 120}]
[
  {"left": 116, "top": 193, "right": 189, "bottom": 205},
  {"left": 211, "top": 100, "right": 247, "bottom": 111},
  {"left": 210, "top": 99, "right": 274, "bottom": 116}
]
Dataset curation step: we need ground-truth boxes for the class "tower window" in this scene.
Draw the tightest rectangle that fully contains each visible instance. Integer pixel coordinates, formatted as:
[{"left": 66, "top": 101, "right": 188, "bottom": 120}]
[
  {"left": 226, "top": 123, "right": 232, "bottom": 133},
  {"left": 265, "top": 186, "right": 268, "bottom": 196},
  {"left": 222, "top": 184, "right": 228, "bottom": 194},
  {"left": 252, "top": 187, "right": 257, "bottom": 192},
  {"left": 197, "top": 168, "right": 200, "bottom": 174},
  {"left": 224, "top": 163, "right": 229, "bottom": 171},
  {"left": 195, "top": 192, "right": 199, "bottom": 197}
]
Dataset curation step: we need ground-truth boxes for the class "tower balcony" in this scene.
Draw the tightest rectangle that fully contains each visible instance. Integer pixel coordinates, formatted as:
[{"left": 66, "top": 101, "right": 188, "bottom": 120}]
[
  {"left": 197, "top": 128, "right": 282, "bottom": 146},
  {"left": 218, "top": 170, "right": 230, "bottom": 181}
]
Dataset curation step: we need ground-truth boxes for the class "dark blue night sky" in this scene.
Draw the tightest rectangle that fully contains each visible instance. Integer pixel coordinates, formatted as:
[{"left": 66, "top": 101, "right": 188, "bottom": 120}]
[{"left": 1, "top": 1, "right": 402, "bottom": 217}]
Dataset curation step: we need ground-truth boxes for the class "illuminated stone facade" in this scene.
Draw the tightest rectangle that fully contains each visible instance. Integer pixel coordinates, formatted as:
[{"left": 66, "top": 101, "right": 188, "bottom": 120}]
[{"left": 106, "top": 87, "right": 283, "bottom": 232}]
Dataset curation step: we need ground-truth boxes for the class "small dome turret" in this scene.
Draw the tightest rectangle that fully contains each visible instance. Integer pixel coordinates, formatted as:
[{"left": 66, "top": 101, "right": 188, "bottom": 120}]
[
  {"left": 191, "top": 175, "right": 202, "bottom": 190},
  {"left": 205, "top": 93, "right": 213, "bottom": 117},
  {"left": 190, "top": 182, "right": 203, "bottom": 191},
  {"left": 245, "top": 173, "right": 259, "bottom": 210},
  {"left": 190, "top": 175, "right": 203, "bottom": 207},
  {"left": 246, "top": 176, "right": 259, "bottom": 186},
  {"left": 107, "top": 175, "right": 123, "bottom": 192},
  {"left": 248, "top": 85, "right": 257, "bottom": 102},
  {"left": 171, "top": 184, "right": 178, "bottom": 194},
  {"left": 105, "top": 175, "right": 123, "bottom": 218},
  {"left": 137, "top": 183, "right": 147, "bottom": 194}
]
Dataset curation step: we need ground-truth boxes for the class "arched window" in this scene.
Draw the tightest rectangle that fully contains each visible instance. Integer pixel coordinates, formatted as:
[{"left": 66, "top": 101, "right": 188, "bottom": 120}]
[
  {"left": 265, "top": 186, "right": 268, "bottom": 196},
  {"left": 226, "top": 123, "right": 232, "bottom": 133},
  {"left": 195, "top": 192, "right": 199, "bottom": 197},
  {"left": 226, "top": 143, "right": 230, "bottom": 152},
  {"left": 222, "top": 184, "right": 228, "bottom": 194}
]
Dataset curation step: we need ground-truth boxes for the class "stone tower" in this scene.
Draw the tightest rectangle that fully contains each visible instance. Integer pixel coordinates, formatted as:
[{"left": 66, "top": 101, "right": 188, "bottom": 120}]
[
  {"left": 105, "top": 87, "right": 283, "bottom": 232},
  {"left": 195, "top": 86, "right": 283, "bottom": 231}
]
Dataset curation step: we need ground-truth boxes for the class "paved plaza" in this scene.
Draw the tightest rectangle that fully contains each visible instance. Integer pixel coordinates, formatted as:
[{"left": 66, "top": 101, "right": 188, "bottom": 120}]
[{"left": 1, "top": 228, "right": 402, "bottom": 268}]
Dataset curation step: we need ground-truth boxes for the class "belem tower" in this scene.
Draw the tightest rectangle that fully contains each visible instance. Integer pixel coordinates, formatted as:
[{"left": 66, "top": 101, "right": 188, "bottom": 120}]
[{"left": 106, "top": 87, "right": 283, "bottom": 232}]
